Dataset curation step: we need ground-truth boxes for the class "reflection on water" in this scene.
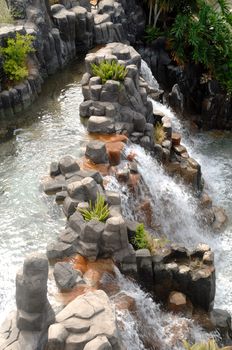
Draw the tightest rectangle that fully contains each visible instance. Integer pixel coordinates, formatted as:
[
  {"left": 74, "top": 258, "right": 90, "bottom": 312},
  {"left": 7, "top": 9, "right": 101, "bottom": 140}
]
[{"left": 0, "top": 60, "right": 88, "bottom": 321}]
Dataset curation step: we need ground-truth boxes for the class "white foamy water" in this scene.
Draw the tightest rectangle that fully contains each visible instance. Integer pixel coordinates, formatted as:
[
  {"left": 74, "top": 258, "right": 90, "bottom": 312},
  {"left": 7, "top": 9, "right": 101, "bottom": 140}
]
[
  {"left": 112, "top": 269, "right": 211, "bottom": 350},
  {"left": 148, "top": 94, "right": 232, "bottom": 313},
  {"left": 140, "top": 60, "right": 160, "bottom": 90}
]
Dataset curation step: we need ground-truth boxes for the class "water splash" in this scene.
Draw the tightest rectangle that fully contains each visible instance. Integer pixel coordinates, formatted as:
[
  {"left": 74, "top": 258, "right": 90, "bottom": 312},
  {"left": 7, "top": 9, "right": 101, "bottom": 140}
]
[
  {"left": 112, "top": 268, "right": 210, "bottom": 350},
  {"left": 140, "top": 60, "right": 160, "bottom": 90}
]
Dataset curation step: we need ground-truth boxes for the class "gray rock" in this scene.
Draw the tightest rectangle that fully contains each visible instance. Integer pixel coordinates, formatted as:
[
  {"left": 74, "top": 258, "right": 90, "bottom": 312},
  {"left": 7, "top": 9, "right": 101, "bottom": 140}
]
[
  {"left": 69, "top": 210, "right": 86, "bottom": 233},
  {"left": 48, "top": 323, "right": 69, "bottom": 350},
  {"left": 59, "top": 155, "right": 80, "bottom": 175},
  {"left": 85, "top": 140, "right": 108, "bottom": 164},
  {"left": 83, "top": 335, "right": 112, "bottom": 350},
  {"left": 47, "top": 241, "right": 74, "bottom": 260},
  {"left": 63, "top": 196, "right": 79, "bottom": 218},
  {"left": 105, "top": 191, "right": 121, "bottom": 206},
  {"left": 87, "top": 116, "right": 115, "bottom": 134},
  {"left": 50, "top": 161, "right": 60, "bottom": 177},
  {"left": 54, "top": 262, "right": 79, "bottom": 291},
  {"left": 81, "top": 220, "right": 105, "bottom": 243}
]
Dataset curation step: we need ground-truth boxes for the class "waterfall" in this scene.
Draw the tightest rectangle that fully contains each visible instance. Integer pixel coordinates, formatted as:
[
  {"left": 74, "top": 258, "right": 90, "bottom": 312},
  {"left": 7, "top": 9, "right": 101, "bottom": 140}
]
[
  {"left": 140, "top": 60, "right": 160, "bottom": 90},
  {"left": 109, "top": 268, "right": 211, "bottom": 350}
]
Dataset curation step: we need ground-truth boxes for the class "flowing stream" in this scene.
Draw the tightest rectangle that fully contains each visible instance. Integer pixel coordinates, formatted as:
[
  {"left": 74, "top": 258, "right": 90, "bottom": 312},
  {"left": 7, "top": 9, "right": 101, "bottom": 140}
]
[{"left": 0, "top": 59, "right": 231, "bottom": 348}]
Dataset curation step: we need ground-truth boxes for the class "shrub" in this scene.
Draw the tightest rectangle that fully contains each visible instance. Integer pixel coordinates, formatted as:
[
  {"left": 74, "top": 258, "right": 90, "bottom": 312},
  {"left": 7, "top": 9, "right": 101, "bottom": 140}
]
[
  {"left": 0, "top": 33, "right": 35, "bottom": 82},
  {"left": 183, "top": 339, "right": 220, "bottom": 350},
  {"left": 144, "top": 26, "right": 164, "bottom": 43},
  {"left": 169, "top": 0, "right": 232, "bottom": 93},
  {"left": 133, "top": 223, "right": 152, "bottom": 250},
  {"left": 154, "top": 122, "right": 166, "bottom": 144},
  {"left": 78, "top": 193, "right": 110, "bottom": 222},
  {"left": 91, "top": 60, "right": 128, "bottom": 84},
  {"left": 0, "top": 0, "right": 13, "bottom": 24}
]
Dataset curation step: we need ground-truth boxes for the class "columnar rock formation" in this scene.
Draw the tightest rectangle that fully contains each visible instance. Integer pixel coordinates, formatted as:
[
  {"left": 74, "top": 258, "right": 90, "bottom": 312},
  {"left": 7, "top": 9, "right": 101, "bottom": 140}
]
[
  {"left": 0, "top": 0, "right": 145, "bottom": 120},
  {"left": 0, "top": 253, "right": 54, "bottom": 350}
]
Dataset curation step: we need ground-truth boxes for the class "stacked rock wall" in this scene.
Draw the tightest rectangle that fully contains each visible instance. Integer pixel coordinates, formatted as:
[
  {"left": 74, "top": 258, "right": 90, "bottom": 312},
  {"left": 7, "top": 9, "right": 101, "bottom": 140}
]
[{"left": 0, "top": 0, "right": 145, "bottom": 120}]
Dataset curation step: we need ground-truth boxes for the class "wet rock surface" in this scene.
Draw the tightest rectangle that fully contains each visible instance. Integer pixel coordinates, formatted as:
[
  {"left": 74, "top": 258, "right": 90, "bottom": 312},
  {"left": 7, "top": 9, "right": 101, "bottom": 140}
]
[{"left": 47, "top": 290, "right": 123, "bottom": 350}]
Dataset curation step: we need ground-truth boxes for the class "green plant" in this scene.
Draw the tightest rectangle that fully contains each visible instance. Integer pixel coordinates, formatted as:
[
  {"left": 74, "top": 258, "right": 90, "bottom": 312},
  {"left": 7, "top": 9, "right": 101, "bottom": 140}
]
[
  {"left": 91, "top": 60, "right": 128, "bottom": 84},
  {"left": 144, "top": 26, "right": 164, "bottom": 42},
  {"left": 0, "top": 0, "right": 13, "bottom": 24},
  {"left": 169, "top": 0, "right": 232, "bottom": 93},
  {"left": 183, "top": 339, "right": 221, "bottom": 350},
  {"left": 133, "top": 223, "right": 152, "bottom": 250},
  {"left": 152, "top": 237, "right": 169, "bottom": 252},
  {"left": 78, "top": 193, "right": 110, "bottom": 222},
  {"left": 0, "top": 33, "right": 35, "bottom": 82},
  {"left": 154, "top": 122, "right": 166, "bottom": 144}
]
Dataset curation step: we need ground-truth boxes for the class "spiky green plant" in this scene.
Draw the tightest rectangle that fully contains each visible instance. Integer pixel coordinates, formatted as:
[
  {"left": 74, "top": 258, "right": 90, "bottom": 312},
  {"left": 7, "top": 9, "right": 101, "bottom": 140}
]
[
  {"left": 133, "top": 223, "right": 152, "bottom": 251},
  {"left": 78, "top": 193, "right": 110, "bottom": 222},
  {"left": 183, "top": 339, "right": 220, "bottom": 350},
  {"left": 91, "top": 60, "right": 128, "bottom": 84}
]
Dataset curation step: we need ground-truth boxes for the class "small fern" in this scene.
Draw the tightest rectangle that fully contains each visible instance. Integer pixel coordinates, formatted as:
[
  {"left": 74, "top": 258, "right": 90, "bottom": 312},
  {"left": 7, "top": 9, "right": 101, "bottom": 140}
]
[
  {"left": 78, "top": 193, "right": 110, "bottom": 222},
  {"left": 91, "top": 60, "right": 128, "bottom": 84}
]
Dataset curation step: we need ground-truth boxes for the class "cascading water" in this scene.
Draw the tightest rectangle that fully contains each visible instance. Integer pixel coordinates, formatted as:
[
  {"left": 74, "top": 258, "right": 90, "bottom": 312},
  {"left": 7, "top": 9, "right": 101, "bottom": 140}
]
[
  {"left": 140, "top": 60, "right": 160, "bottom": 90},
  {"left": 106, "top": 268, "right": 211, "bottom": 350},
  {"left": 124, "top": 144, "right": 214, "bottom": 249},
  {"left": 141, "top": 62, "right": 232, "bottom": 315}
]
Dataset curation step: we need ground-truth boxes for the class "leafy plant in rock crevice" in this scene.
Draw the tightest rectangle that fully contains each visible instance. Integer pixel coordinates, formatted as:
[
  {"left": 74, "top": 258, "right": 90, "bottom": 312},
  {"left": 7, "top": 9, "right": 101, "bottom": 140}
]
[
  {"left": 133, "top": 223, "right": 153, "bottom": 251},
  {"left": 78, "top": 193, "right": 110, "bottom": 223},
  {"left": 91, "top": 60, "right": 128, "bottom": 84},
  {"left": 0, "top": 33, "right": 35, "bottom": 83}
]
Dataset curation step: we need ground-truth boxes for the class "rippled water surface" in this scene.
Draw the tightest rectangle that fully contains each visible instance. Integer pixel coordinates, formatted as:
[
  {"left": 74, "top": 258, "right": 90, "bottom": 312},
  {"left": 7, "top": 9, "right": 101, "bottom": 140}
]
[{"left": 0, "top": 61, "right": 88, "bottom": 321}]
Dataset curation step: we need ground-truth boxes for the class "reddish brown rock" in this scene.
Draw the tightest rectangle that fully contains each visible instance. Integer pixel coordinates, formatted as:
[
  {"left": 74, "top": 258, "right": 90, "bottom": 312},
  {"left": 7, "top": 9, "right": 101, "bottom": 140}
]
[
  {"left": 168, "top": 291, "right": 193, "bottom": 316},
  {"left": 81, "top": 156, "right": 110, "bottom": 176},
  {"left": 172, "top": 132, "right": 181, "bottom": 146},
  {"left": 105, "top": 141, "right": 125, "bottom": 166},
  {"left": 113, "top": 292, "right": 136, "bottom": 312}
]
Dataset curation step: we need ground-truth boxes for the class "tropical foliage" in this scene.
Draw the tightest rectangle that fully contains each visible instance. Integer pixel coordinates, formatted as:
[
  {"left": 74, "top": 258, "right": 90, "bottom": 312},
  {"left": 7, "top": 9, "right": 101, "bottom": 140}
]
[
  {"left": 0, "top": 33, "right": 35, "bottom": 82},
  {"left": 91, "top": 60, "right": 128, "bottom": 84},
  {"left": 78, "top": 194, "right": 110, "bottom": 222},
  {"left": 143, "top": 0, "right": 232, "bottom": 93}
]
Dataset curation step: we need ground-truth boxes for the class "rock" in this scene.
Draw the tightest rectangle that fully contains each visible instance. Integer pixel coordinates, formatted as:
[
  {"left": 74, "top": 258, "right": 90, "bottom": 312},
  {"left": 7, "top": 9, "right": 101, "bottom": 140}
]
[
  {"left": 81, "top": 220, "right": 105, "bottom": 243},
  {"left": 200, "top": 192, "right": 213, "bottom": 209},
  {"left": 87, "top": 116, "right": 115, "bottom": 134},
  {"left": 136, "top": 249, "right": 153, "bottom": 291},
  {"left": 50, "top": 161, "right": 60, "bottom": 177},
  {"left": 55, "top": 190, "right": 67, "bottom": 203},
  {"left": 85, "top": 140, "right": 108, "bottom": 164},
  {"left": 47, "top": 290, "right": 121, "bottom": 350},
  {"left": 54, "top": 262, "right": 79, "bottom": 291},
  {"left": 212, "top": 206, "right": 228, "bottom": 231},
  {"left": 15, "top": 253, "right": 54, "bottom": 333},
  {"left": 83, "top": 335, "right": 112, "bottom": 350},
  {"left": 210, "top": 309, "right": 232, "bottom": 340},
  {"left": 48, "top": 323, "right": 69, "bottom": 350},
  {"left": 167, "top": 291, "right": 193, "bottom": 316},
  {"left": 63, "top": 197, "right": 79, "bottom": 218},
  {"left": 59, "top": 155, "right": 80, "bottom": 175},
  {"left": 47, "top": 241, "right": 74, "bottom": 260},
  {"left": 171, "top": 132, "right": 181, "bottom": 146},
  {"left": 173, "top": 144, "right": 187, "bottom": 155},
  {"left": 105, "top": 191, "right": 121, "bottom": 206},
  {"left": 67, "top": 177, "right": 98, "bottom": 202},
  {"left": 43, "top": 177, "right": 66, "bottom": 195}
]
